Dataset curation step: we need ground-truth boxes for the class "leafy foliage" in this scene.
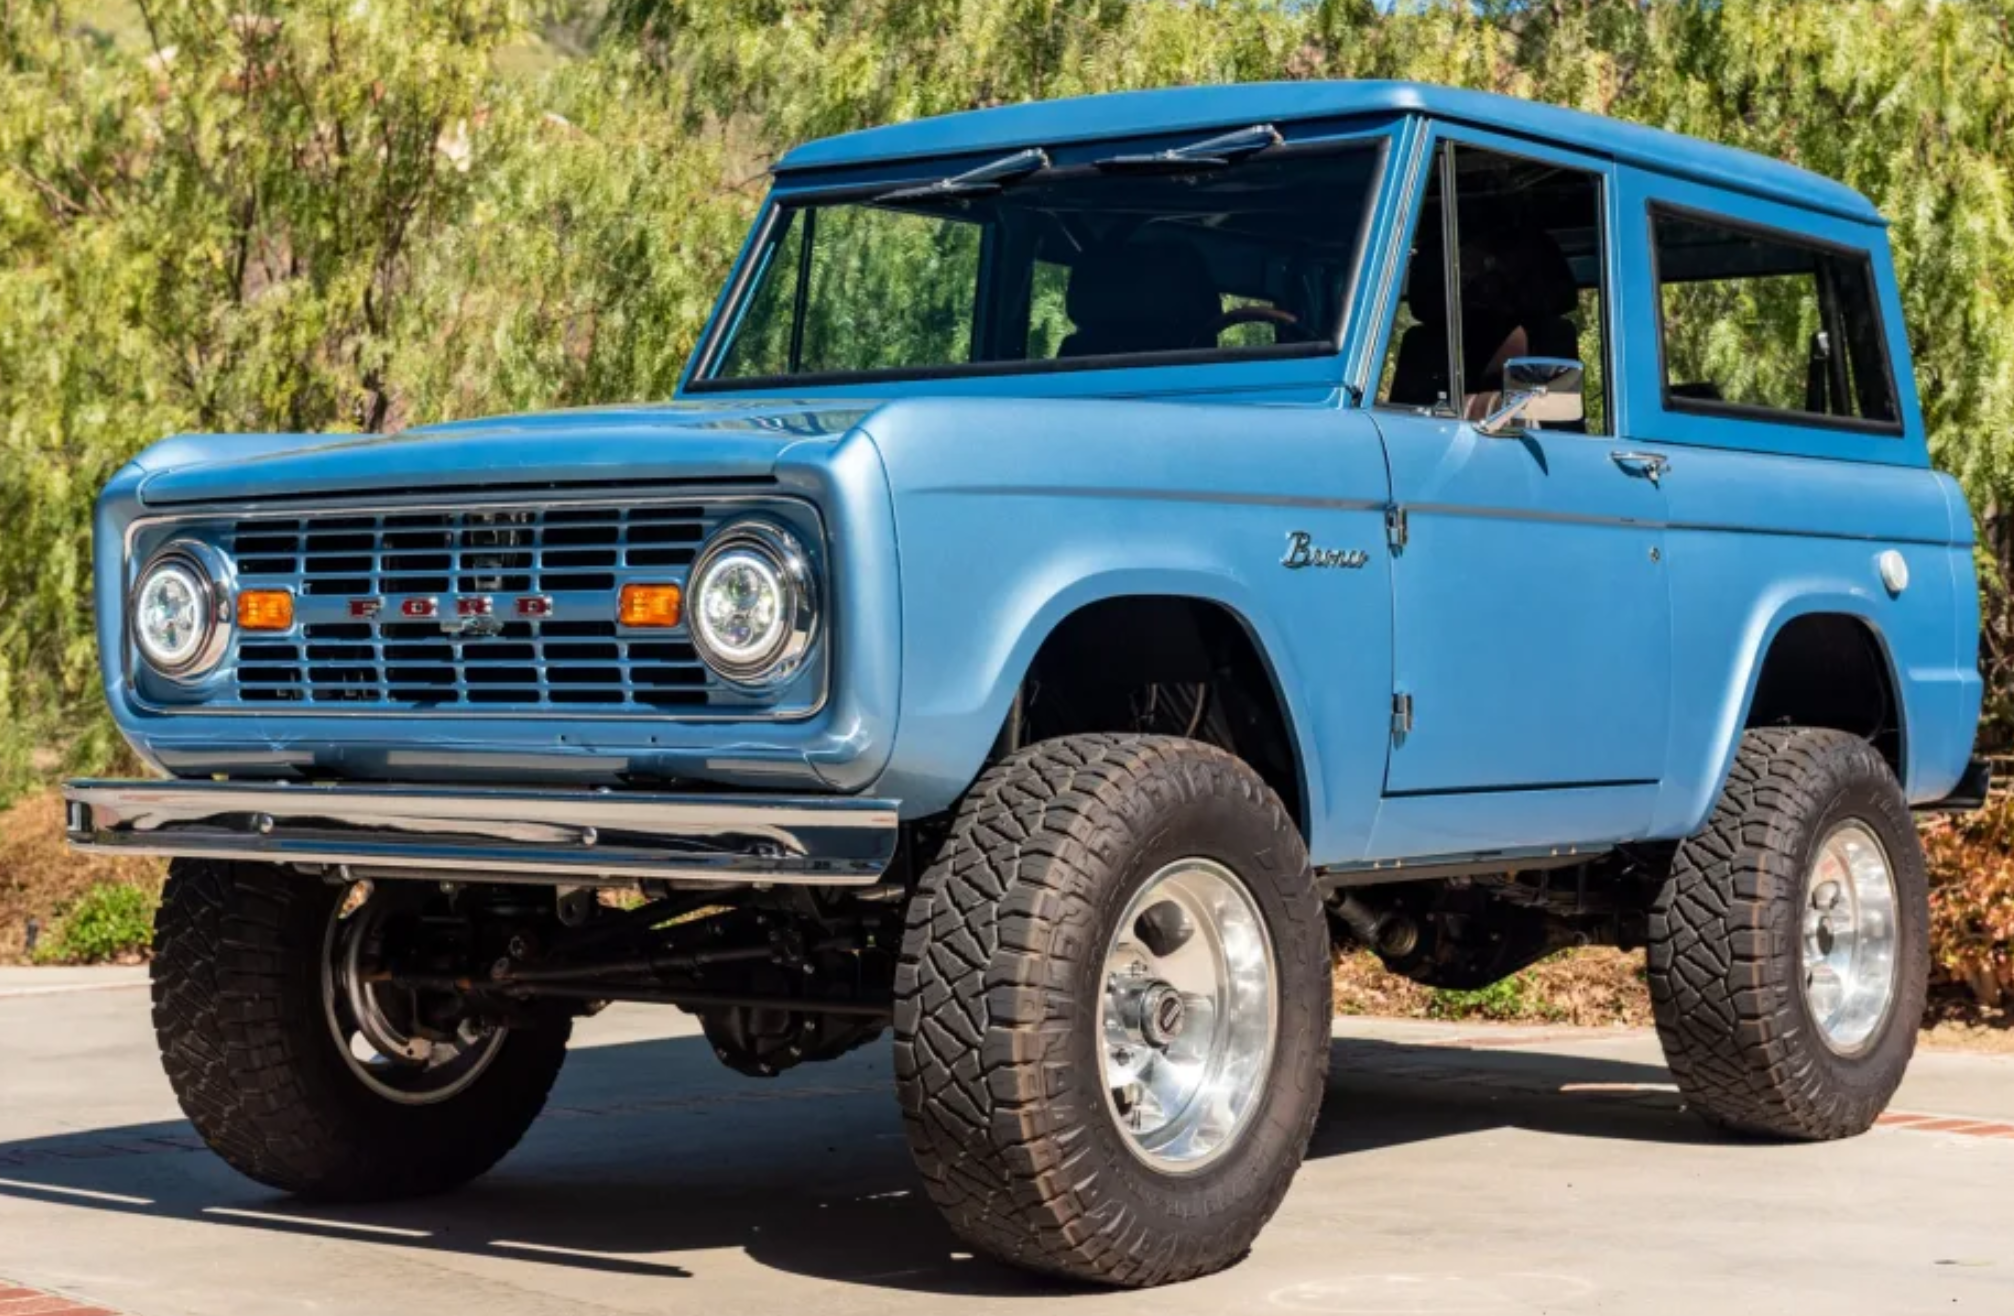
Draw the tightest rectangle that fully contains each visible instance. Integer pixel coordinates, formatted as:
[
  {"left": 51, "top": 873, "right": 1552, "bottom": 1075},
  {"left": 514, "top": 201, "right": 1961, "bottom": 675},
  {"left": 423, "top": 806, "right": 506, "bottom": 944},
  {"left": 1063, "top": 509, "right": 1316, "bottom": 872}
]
[
  {"left": 1427, "top": 972, "right": 1554, "bottom": 1023},
  {"left": 34, "top": 878, "right": 156, "bottom": 963},
  {"left": 4, "top": 0, "right": 2014, "bottom": 794}
]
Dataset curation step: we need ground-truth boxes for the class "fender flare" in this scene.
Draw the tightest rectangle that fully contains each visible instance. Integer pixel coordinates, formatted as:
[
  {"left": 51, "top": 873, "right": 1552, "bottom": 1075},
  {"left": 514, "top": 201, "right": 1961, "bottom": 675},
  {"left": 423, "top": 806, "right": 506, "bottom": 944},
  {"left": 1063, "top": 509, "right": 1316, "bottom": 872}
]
[
  {"left": 1665, "top": 590, "right": 1906, "bottom": 837},
  {"left": 962, "top": 567, "right": 1324, "bottom": 834}
]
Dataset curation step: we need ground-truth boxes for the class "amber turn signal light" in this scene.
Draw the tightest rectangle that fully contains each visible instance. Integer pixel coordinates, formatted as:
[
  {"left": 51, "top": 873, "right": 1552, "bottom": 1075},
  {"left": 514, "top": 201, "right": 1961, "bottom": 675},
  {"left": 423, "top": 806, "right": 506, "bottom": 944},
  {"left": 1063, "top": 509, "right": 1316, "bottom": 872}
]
[
  {"left": 618, "top": 583, "right": 682, "bottom": 629},
  {"left": 236, "top": 588, "right": 295, "bottom": 632}
]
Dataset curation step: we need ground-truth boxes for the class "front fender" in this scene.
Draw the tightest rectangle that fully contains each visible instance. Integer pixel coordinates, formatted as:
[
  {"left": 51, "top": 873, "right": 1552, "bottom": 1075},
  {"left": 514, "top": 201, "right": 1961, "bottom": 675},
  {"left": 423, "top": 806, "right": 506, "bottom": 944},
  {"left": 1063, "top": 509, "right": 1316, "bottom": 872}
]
[
  {"left": 859, "top": 396, "right": 1394, "bottom": 864},
  {"left": 887, "top": 561, "right": 1322, "bottom": 822}
]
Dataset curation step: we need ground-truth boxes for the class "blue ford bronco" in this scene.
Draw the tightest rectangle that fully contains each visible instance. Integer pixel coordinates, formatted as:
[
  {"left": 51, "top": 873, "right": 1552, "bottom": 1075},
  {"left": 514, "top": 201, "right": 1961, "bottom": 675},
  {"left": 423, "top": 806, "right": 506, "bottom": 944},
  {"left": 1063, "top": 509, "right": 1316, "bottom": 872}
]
[{"left": 68, "top": 81, "right": 1987, "bottom": 1287}]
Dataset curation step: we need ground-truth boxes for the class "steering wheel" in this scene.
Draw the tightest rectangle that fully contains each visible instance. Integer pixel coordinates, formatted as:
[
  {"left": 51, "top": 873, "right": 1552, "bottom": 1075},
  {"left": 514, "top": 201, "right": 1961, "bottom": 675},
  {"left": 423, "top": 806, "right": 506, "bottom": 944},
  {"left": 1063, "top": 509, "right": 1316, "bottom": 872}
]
[{"left": 1195, "top": 305, "right": 1309, "bottom": 347}]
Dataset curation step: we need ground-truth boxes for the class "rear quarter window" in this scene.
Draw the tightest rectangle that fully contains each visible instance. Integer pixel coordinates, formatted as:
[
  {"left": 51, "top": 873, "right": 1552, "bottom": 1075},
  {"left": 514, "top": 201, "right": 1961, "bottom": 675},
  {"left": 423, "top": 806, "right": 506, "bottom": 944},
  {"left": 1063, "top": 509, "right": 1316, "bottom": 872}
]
[{"left": 1651, "top": 206, "right": 1899, "bottom": 433}]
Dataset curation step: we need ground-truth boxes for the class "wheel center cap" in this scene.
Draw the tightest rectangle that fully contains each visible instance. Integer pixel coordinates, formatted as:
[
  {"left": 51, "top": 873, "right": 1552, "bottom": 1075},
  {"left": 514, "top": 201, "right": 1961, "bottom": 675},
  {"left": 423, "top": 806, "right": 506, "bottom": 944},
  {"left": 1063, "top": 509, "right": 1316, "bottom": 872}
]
[{"left": 1140, "top": 982, "right": 1187, "bottom": 1047}]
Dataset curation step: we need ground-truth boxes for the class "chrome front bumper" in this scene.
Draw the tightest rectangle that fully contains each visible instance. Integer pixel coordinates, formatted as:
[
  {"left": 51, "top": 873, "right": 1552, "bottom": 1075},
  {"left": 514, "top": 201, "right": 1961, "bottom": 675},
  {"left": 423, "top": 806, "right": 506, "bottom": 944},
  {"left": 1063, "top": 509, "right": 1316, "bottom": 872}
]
[{"left": 62, "top": 779, "right": 900, "bottom": 886}]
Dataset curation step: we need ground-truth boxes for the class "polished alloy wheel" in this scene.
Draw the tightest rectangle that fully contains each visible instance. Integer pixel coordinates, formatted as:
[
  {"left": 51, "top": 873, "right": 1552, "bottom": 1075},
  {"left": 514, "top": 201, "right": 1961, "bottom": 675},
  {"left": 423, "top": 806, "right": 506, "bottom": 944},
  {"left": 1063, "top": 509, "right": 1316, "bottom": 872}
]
[
  {"left": 321, "top": 884, "right": 506, "bottom": 1105},
  {"left": 1799, "top": 821, "right": 1900, "bottom": 1055},
  {"left": 1098, "top": 858, "right": 1278, "bottom": 1172}
]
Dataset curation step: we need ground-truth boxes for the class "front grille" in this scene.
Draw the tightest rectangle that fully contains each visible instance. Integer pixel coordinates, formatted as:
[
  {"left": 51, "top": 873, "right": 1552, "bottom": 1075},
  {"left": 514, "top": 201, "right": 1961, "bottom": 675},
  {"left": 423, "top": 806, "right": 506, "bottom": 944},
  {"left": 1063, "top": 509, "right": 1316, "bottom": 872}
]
[{"left": 166, "top": 498, "right": 816, "bottom": 715}]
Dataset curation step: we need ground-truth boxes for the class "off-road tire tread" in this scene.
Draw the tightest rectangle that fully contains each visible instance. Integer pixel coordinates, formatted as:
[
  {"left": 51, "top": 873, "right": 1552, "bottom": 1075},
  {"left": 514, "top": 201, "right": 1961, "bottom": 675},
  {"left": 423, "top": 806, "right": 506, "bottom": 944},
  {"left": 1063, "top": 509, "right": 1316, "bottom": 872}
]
[
  {"left": 1647, "top": 727, "right": 1927, "bottom": 1140},
  {"left": 152, "top": 859, "right": 570, "bottom": 1199},
  {"left": 894, "top": 734, "right": 1327, "bottom": 1287}
]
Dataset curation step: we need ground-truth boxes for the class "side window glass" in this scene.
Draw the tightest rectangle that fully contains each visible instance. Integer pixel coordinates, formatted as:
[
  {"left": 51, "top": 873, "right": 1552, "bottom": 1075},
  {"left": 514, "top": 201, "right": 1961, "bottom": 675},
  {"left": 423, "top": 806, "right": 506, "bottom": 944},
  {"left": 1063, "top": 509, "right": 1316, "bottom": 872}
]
[
  {"left": 1451, "top": 147, "right": 1607, "bottom": 432},
  {"left": 1379, "top": 145, "right": 1608, "bottom": 433},
  {"left": 1653, "top": 210, "right": 1898, "bottom": 427}
]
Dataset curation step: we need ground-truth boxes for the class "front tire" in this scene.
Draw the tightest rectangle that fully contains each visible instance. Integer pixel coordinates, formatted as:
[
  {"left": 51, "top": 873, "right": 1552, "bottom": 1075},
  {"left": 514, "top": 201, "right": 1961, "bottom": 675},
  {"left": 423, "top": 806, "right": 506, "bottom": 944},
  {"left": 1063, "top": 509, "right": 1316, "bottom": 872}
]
[
  {"left": 151, "top": 860, "right": 571, "bottom": 1200},
  {"left": 894, "top": 735, "right": 1329, "bottom": 1287},
  {"left": 1647, "top": 727, "right": 1928, "bottom": 1140}
]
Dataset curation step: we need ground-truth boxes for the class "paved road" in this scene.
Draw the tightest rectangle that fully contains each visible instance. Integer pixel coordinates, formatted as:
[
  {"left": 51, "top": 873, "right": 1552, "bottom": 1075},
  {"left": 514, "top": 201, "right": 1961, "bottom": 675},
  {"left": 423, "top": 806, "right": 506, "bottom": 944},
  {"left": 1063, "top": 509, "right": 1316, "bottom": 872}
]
[{"left": 3, "top": 966, "right": 2012, "bottom": 1316}]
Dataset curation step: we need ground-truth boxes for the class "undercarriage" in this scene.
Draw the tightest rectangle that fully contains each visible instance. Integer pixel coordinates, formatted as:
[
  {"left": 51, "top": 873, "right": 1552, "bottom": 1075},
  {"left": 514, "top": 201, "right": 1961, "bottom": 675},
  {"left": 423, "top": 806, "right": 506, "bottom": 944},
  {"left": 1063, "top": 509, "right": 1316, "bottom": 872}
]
[
  {"left": 331, "top": 840, "right": 1676, "bottom": 1094},
  {"left": 1325, "top": 849, "right": 1671, "bottom": 989},
  {"left": 336, "top": 878, "right": 903, "bottom": 1080}
]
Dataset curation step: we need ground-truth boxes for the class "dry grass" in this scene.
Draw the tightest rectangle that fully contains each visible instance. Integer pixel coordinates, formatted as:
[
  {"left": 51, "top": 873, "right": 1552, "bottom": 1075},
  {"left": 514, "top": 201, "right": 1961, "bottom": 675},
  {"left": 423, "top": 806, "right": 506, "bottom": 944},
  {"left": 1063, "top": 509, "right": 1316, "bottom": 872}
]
[{"left": 0, "top": 789, "right": 163, "bottom": 965}]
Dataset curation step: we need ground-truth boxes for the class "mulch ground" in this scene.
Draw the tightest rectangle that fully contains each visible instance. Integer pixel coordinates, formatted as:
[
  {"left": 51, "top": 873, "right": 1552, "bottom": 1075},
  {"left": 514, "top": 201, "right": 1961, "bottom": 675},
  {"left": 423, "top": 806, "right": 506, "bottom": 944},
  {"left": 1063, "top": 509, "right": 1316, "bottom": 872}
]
[{"left": 1333, "top": 945, "right": 1657, "bottom": 1028}]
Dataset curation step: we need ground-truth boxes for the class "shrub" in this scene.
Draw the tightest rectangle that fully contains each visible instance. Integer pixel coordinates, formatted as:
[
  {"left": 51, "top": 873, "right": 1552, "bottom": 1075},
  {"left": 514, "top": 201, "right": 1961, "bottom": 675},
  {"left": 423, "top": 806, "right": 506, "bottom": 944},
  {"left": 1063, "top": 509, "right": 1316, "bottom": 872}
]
[
  {"left": 1427, "top": 973, "right": 1558, "bottom": 1024},
  {"left": 35, "top": 880, "right": 156, "bottom": 965},
  {"left": 1922, "top": 797, "right": 2014, "bottom": 1011}
]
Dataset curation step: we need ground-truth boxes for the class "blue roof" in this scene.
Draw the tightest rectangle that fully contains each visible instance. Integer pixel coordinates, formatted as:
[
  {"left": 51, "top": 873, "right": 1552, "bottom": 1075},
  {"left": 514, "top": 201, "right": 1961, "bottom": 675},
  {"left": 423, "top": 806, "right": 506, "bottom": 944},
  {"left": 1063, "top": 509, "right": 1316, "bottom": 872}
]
[{"left": 774, "top": 80, "right": 1880, "bottom": 225}]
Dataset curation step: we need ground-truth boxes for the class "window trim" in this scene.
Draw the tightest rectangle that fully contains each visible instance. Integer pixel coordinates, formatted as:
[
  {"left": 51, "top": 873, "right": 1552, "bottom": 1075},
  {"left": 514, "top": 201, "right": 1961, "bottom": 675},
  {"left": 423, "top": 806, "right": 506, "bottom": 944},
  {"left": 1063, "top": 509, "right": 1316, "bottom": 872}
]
[
  {"left": 1646, "top": 200, "right": 1904, "bottom": 438},
  {"left": 1437, "top": 140, "right": 1465, "bottom": 413},
  {"left": 686, "top": 137, "right": 1389, "bottom": 394}
]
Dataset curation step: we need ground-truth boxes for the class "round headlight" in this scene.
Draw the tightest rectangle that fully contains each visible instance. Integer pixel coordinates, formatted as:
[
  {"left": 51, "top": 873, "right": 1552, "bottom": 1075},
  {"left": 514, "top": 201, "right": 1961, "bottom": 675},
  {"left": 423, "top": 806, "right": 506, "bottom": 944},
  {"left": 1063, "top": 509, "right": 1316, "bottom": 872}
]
[
  {"left": 687, "top": 521, "right": 818, "bottom": 687},
  {"left": 130, "top": 541, "right": 232, "bottom": 680}
]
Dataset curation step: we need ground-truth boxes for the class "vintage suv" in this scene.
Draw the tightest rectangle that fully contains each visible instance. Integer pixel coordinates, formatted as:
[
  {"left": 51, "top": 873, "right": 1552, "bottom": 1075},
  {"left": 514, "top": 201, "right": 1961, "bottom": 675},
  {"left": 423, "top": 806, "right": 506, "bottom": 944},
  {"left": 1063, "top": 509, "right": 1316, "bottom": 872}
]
[{"left": 68, "top": 81, "right": 1986, "bottom": 1287}]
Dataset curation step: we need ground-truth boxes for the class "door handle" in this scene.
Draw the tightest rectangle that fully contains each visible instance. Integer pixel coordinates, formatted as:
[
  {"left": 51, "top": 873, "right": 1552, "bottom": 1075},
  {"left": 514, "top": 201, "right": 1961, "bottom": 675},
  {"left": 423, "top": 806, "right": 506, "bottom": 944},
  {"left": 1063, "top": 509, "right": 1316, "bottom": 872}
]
[{"left": 1610, "top": 451, "right": 1670, "bottom": 486}]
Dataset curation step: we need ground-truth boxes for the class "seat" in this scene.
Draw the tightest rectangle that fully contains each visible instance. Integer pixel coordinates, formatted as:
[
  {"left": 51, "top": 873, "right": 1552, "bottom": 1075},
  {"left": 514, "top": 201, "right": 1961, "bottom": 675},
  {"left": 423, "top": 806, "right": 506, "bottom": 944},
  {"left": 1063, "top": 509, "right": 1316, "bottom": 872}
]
[
  {"left": 1387, "top": 219, "right": 1583, "bottom": 417},
  {"left": 1058, "top": 238, "right": 1222, "bottom": 359}
]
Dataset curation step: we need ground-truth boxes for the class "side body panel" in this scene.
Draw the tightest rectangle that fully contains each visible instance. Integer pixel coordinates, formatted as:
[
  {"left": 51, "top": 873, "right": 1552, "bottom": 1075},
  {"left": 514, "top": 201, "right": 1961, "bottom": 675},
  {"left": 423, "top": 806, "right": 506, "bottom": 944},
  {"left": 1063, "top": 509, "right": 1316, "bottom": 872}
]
[
  {"left": 1606, "top": 166, "right": 1981, "bottom": 827},
  {"left": 860, "top": 397, "right": 1394, "bottom": 865}
]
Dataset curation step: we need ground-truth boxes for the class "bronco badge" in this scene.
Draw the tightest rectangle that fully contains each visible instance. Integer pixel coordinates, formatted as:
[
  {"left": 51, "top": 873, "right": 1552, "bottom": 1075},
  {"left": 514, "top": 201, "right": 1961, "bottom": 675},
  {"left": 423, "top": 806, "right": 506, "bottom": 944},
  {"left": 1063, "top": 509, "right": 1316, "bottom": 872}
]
[{"left": 1280, "top": 530, "right": 1368, "bottom": 570}]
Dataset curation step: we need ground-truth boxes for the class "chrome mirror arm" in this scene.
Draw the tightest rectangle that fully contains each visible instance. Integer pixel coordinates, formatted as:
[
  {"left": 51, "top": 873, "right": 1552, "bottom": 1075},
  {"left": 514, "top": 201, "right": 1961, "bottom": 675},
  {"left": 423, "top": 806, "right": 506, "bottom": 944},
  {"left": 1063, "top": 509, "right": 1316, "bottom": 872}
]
[
  {"left": 1477, "top": 388, "right": 1542, "bottom": 436},
  {"left": 1475, "top": 357, "right": 1586, "bottom": 435}
]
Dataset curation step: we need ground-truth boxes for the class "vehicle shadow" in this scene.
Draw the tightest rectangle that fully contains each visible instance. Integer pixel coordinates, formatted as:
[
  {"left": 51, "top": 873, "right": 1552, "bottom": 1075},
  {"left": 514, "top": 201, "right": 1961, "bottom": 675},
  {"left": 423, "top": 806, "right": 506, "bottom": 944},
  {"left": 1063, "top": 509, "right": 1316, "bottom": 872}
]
[{"left": 0, "top": 1031, "right": 1703, "bottom": 1297}]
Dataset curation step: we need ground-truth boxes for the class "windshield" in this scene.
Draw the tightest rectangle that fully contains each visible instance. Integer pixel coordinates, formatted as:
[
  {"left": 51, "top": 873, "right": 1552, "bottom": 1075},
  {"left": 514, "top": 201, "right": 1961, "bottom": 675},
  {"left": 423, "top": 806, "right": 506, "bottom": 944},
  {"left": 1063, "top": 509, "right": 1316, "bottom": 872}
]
[{"left": 699, "top": 141, "right": 1383, "bottom": 387}]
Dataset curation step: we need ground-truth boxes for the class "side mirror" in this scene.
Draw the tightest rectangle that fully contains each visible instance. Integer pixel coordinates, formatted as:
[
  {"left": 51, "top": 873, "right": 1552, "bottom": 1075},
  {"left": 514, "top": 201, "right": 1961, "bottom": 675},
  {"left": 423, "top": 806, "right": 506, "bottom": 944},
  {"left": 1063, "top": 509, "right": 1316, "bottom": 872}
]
[{"left": 1477, "top": 357, "right": 1585, "bottom": 435}]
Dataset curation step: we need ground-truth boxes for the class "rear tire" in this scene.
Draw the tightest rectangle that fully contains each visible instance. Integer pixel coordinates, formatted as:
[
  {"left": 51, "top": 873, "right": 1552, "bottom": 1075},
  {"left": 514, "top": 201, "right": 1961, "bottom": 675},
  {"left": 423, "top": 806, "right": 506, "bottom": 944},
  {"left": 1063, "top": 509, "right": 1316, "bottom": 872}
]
[
  {"left": 152, "top": 859, "right": 571, "bottom": 1200},
  {"left": 894, "top": 734, "right": 1329, "bottom": 1287},
  {"left": 1647, "top": 727, "right": 1927, "bottom": 1140}
]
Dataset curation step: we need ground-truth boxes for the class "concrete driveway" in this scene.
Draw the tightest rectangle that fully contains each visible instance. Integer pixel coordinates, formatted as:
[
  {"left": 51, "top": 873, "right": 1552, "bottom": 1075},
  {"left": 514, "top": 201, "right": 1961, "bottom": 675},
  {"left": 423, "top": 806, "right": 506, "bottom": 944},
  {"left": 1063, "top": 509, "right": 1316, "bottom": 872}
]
[{"left": 3, "top": 966, "right": 2011, "bottom": 1316}]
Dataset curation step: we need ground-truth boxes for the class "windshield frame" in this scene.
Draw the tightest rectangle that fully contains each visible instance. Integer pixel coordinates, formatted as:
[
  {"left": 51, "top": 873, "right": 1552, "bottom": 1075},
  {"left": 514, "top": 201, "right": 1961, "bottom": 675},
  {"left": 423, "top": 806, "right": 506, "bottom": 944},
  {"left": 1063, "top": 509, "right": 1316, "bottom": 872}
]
[{"left": 682, "top": 121, "right": 1395, "bottom": 395}]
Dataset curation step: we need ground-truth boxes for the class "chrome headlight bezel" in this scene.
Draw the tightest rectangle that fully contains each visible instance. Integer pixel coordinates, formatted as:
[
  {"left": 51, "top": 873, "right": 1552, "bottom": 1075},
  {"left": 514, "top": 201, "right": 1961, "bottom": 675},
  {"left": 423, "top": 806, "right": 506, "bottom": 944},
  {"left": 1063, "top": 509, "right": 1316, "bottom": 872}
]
[
  {"left": 686, "top": 520, "right": 819, "bottom": 689},
  {"left": 129, "top": 539, "right": 234, "bottom": 682}
]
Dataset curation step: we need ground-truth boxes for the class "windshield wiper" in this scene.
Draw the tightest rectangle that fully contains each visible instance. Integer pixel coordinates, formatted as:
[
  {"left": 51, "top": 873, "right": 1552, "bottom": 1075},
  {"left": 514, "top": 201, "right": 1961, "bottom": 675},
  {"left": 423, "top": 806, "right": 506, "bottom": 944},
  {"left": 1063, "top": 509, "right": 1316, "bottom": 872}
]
[
  {"left": 873, "top": 148, "right": 1051, "bottom": 204},
  {"left": 1093, "top": 123, "right": 1283, "bottom": 174}
]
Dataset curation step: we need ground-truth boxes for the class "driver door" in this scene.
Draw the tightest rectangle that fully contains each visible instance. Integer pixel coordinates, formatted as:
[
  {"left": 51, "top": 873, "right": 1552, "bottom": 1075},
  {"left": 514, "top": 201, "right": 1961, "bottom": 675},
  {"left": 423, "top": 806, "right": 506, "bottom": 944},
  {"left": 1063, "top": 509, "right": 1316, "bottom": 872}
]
[{"left": 1367, "top": 133, "right": 1671, "bottom": 851}]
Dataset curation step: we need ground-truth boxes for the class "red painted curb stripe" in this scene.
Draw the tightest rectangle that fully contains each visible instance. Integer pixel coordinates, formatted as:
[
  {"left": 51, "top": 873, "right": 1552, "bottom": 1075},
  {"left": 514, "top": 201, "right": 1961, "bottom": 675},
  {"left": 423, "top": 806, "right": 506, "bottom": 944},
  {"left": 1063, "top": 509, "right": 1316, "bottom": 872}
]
[
  {"left": 0, "top": 1281, "right": 122, "bottom": 1316},
  {"left": 1880, "top": 1112, "right": 2014, "bottom": 1139}
]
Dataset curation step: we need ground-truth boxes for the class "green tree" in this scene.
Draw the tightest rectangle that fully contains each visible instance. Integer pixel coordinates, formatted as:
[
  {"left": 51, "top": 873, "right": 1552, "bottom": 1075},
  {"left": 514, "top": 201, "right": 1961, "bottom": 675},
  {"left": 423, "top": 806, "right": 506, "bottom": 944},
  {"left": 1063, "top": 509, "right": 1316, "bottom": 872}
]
[
  {"left": 1, "top": 0, "right": 533, "bottom": 789},
  {"left": 5, "top": 0, "right": 2014, "bottom": 795}
]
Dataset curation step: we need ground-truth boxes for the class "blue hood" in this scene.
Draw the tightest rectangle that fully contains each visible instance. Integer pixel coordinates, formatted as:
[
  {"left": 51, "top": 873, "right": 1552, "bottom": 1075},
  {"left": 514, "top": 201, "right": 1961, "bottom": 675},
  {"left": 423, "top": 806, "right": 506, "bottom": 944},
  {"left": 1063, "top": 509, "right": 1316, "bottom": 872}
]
[{"left": 132, "top": 400, "right": 877, "bottom": 505}]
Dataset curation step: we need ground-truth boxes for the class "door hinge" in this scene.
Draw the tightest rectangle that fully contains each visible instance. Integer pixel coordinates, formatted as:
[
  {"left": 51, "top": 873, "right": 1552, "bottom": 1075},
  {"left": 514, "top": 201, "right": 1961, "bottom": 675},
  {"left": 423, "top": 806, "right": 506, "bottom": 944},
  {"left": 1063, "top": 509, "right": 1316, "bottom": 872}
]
[
  {"left": 1391, "top": 691, "right": 1414, "bottom": 740},
  {"left": 1385, "top": 505, "right": 1408, "bottom": 553}
]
